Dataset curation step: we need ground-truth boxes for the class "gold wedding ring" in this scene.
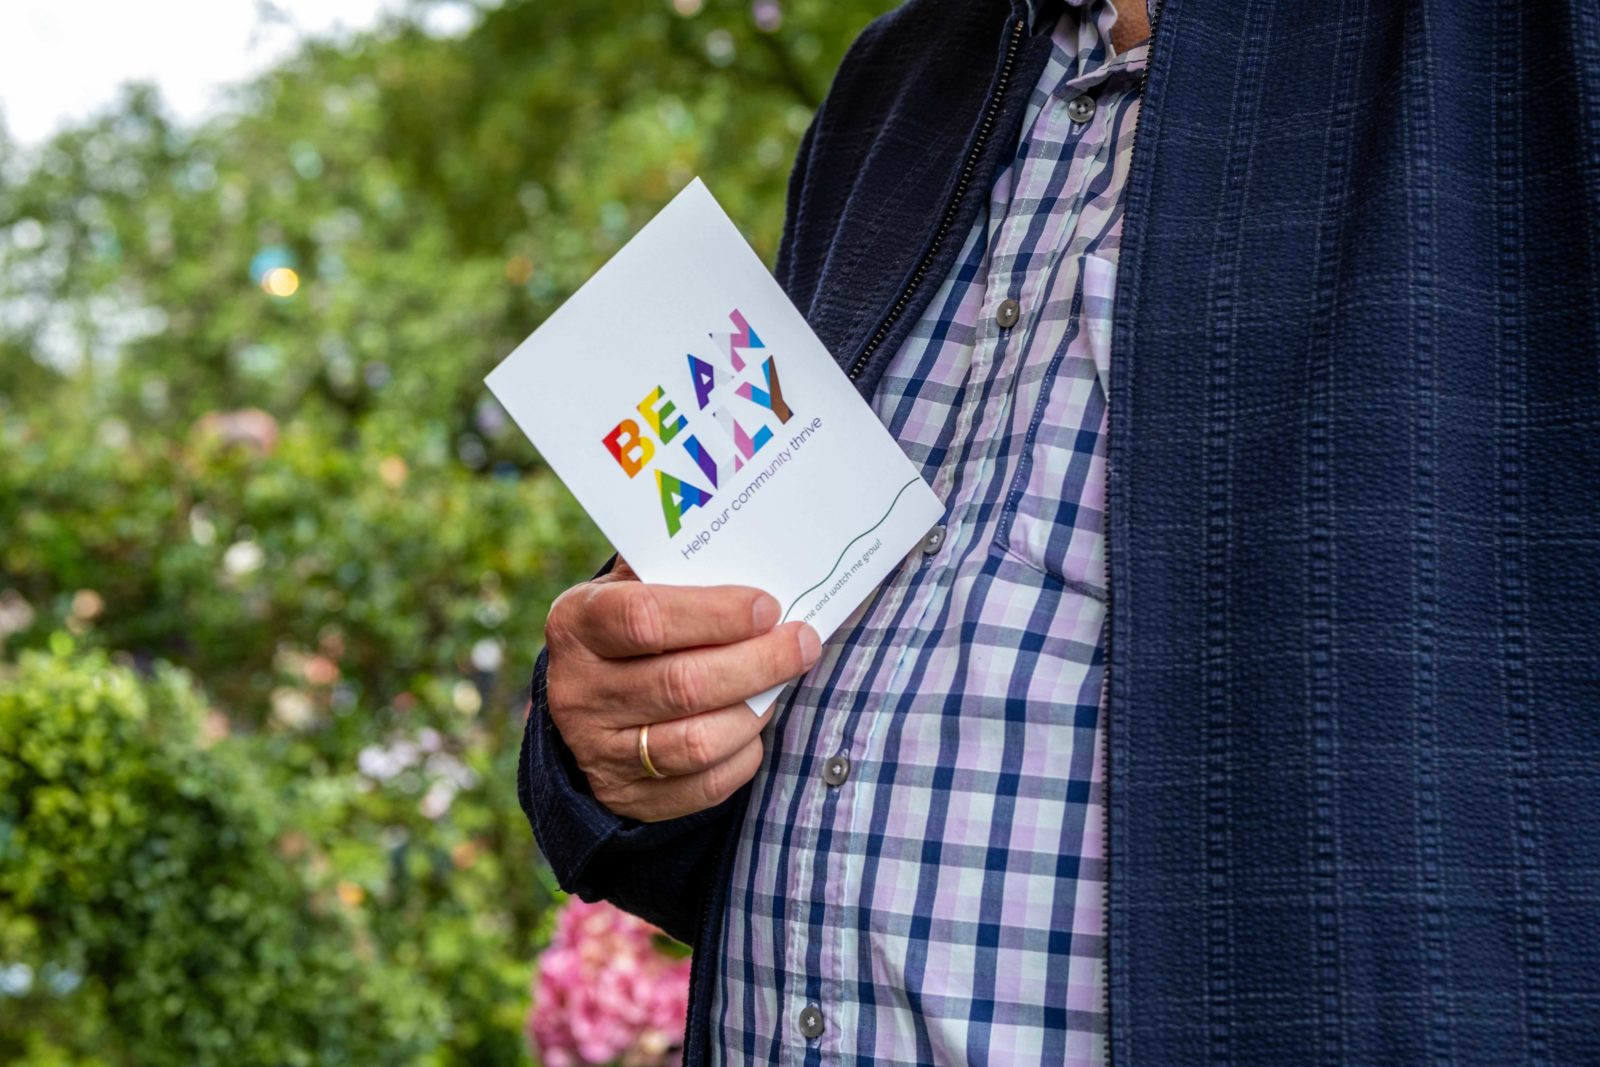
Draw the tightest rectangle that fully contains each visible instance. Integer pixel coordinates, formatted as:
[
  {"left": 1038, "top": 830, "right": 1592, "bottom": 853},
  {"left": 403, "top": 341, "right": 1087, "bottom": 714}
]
[{"left": 638, "top": 722, "right": 667, "bottom": 779}]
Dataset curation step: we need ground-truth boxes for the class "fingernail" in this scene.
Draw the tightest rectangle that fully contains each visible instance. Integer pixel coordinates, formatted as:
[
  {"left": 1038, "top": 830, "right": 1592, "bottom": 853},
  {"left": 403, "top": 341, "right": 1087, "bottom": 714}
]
[
  {"left": 752, "top": 593, "right": 781, "bottom": 631},
  {"left": 797, "top": 623, "right": 821, "bottom": 666}
]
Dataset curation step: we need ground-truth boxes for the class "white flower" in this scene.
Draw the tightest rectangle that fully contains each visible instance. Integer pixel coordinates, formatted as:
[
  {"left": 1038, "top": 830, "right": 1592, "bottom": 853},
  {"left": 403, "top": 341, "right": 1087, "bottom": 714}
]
[
  {"left": 470, "top": 638, "right": 503, "bottom": 673},
  {"left": 358, "top": 738, "right": 423, "bottom": 780},
  {"left": 223, "top": 540, "right": 265, "bottom": 576},
  {"left": 427, "top": 752, "right": 477, "bottom": 791},
  {"left": 270, "top": 687, "right": 314, "bottom": 729},
  {"left": 0, "top": 590, "right": 35, "bottom": 638},
  {"left": 419, "top": 781, "right": 456, "bottom": 820},
  {"left": 190, "top": 507, "right": 217, "bottom": 546},
  {"left": 451, "top": 680, "right": 482, "bottom": 715}
]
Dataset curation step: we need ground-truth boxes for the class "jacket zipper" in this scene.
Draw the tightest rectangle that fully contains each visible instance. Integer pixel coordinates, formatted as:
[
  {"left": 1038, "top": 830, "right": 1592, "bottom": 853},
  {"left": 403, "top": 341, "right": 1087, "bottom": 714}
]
[
  {"left": 1102, "top": 0, "right": 1168, "bottom": 1063},
  {"left": 686, "top": 27, "right": 1025, "bottom": 1058},
  {"left": 847, "top": 16, "right": 1028, "bottom": 382}
]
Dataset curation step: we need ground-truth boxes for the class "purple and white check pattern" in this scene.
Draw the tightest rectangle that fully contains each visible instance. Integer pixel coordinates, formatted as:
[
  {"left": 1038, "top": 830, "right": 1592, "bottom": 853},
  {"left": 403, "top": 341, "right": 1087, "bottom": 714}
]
[{"left": 714, "top": 3, "right": 1146, "bottom": 1063}]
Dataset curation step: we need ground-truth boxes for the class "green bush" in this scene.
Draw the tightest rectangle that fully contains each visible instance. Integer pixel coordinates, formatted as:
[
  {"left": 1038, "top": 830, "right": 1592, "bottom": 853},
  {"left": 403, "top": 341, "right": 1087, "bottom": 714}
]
[
  {"left": 0, "top": 1, "right": 897, "bottom": 1061},
  {"left": 0, "top": 640, "right": 440, "bottom": 1065}
]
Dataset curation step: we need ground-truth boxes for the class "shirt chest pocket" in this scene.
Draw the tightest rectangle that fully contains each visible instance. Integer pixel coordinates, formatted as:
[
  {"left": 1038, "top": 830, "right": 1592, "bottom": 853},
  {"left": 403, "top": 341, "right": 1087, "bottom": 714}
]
[{"left": 992, "top": 252, "right": 1114, "bottom": 597}]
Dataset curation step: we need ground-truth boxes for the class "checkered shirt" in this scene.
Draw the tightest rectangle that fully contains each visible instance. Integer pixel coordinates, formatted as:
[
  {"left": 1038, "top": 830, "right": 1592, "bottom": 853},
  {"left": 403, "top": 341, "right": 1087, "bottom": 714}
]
[{"left": 714, "top": 3, "right": 1148, "bottom": 1063}]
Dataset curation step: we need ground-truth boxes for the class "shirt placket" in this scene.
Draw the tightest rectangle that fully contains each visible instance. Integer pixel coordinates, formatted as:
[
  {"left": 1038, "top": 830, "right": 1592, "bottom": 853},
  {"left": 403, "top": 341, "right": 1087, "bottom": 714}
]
[
  {"left": 803, "top": 67, "right": 1108, "bottom": 1067},
  {"left": 948, "top": 74, "right": 1112, "bottom": 518}
]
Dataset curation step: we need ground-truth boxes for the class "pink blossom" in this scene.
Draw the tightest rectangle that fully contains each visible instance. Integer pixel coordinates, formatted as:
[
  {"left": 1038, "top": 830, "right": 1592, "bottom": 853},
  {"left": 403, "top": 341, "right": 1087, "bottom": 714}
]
[{"left": 528, "top": 898, "right": 690, "bottom": 1067}]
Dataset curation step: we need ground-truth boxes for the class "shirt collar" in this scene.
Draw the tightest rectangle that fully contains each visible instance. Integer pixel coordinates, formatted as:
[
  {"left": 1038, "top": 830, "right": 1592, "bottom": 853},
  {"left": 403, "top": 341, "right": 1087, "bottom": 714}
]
[
  {"left": 1036, "top": 0, "right": 1150, "bottom": 96},
  {"left": 1026, "top": 0, "right": 1153, "bottom": 41}
]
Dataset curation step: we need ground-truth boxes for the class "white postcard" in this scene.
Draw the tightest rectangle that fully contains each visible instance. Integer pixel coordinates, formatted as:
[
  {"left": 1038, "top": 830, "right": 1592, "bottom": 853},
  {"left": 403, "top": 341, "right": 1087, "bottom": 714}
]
[{"left": 486, "top": 179, "right": 944, "bottom": 713}]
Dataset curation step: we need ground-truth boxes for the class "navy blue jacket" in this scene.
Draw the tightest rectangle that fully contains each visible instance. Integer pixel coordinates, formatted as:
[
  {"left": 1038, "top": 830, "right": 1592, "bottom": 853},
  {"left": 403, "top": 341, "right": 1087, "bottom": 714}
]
[{"left": 520, "top": 0, "right": 1600, "bottom": 1062}]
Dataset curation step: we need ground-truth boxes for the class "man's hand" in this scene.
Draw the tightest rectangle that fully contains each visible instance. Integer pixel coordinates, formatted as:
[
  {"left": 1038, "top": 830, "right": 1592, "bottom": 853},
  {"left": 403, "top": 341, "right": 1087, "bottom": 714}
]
[{"left": 543, "top": 557, "right": 820, "bottom": 823}]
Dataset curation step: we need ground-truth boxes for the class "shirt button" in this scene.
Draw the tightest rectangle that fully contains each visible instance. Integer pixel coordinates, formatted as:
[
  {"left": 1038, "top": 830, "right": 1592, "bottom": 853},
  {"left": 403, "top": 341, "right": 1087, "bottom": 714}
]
[
  {"left": 921, "top": 524, "right": 946, "bottom": 554},
  {"left": 1066, "top": 93, "right": 1096, "bottom": 124},
  {"left": 995, "top": 298, "right": 1021, "bottom": 329},
  {"left": 798, "top": 1003, "right": 825, "bottom": 1040},
  {"left": 821, "top": 754, "right": 850, "bottom": 787}
]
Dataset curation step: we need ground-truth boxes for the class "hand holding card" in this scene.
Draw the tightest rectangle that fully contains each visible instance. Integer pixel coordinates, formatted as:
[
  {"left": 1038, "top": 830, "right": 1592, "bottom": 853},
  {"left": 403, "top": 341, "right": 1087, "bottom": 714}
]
[
  {"left": 536, "top": 554, "right": 819, "bottom": 822},
  {"left": 487, "top": 178, "right": 943, "bottom": 716}
]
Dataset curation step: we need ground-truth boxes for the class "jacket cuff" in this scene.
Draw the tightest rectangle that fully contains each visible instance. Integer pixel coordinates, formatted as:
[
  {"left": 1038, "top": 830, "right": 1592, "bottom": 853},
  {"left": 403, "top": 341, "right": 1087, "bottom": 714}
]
[
  {"left": 518, "top": 645, "right": 622, "bottom": 896},
  {"left": 518, "top": 645, "right": 740, "bottom": 898}
]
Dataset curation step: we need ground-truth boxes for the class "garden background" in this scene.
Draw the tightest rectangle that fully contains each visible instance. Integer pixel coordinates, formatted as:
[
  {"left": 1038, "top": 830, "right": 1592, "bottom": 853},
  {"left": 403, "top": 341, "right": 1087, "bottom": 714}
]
[{"left": 0, "top": 0, "right": 892, "bottom": 1062}]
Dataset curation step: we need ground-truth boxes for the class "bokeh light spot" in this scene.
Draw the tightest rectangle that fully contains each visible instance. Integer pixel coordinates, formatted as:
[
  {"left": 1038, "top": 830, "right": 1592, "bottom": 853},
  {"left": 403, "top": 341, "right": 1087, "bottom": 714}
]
[
  {"left": 504, "top": 254, "right": 534, "bottom": 285},
  {"left": 704, "top": 29, "right": 735, "bottom": 65},
  {"left": 262, "top": 266, "right": 300, "bottom": 298},
  {"left": 379, "top": 455, "right": 409, "bottom": 488},
  {"left": 672, "top": 0, "right": 703, "bottom": 15},
  {"left": 752, "top": 0, "right": 783, "bottom": 32}
]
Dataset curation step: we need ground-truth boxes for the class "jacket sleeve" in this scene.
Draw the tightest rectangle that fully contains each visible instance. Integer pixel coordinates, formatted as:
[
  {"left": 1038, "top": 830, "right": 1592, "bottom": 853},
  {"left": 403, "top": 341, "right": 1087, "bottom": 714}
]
[{"left": 517, "top": 643, "right": 745, "bottom": 945}]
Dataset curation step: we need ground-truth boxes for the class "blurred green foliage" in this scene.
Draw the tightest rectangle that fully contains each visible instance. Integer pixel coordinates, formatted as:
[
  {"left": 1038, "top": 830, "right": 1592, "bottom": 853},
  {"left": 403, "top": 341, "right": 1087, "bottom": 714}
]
[
  {"left": 0, "top": 0, "right": 893, "bottom": 1062},
  {"left": 0, "top": 641, "right": 439, "bottom": 1065}
]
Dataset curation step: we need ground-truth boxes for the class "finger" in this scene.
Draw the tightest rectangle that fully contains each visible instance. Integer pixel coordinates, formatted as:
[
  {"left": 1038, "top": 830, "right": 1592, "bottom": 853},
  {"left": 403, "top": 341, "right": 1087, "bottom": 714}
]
[
  {"left": 618, "top": 702, "right": 769, "bottom": 781},
  {"left": 609, "top": 737, "right": 765, "bottom": 823},
  {"left": 572, "top": 580, "right": 783, "bottom": 659},
  {"left": 594, "top": 621, "right": 819, "bottom": 724}
]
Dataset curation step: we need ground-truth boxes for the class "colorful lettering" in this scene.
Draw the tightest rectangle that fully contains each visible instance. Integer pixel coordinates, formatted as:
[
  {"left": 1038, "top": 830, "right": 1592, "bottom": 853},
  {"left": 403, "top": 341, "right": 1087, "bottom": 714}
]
[
  {"left": 713, "top": 406, "right": 773, "bottom": 460},
  {"left": 636, "top": 386, "right": 686, "bottom": 445},
  {"left": 717, "top": 308, "right": 764, "bottom": 372},
  {"left": 603, "top": 418, "right": 654, "bottom": 477},
  {"left": 688, "top": 354, "right": 721, "bottom": 411},
  {"left": 656, "top": 470, "right": 712, "bottom": 537},
  {"left": 604, "top": 309, "right": 798, "bottom": 537},
  {"left": 733, "top": 356, "right": 793, "bottom": 424},
  {"left": 682, "top": 433, "right": 723, "bottom": 488}
]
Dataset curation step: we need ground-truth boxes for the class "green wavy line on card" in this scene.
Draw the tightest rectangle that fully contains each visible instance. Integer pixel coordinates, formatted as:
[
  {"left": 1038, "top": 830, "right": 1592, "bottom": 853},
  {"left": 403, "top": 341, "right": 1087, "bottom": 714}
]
[{"left": 782, "top": 477, "right": 923, "bottom": 623}]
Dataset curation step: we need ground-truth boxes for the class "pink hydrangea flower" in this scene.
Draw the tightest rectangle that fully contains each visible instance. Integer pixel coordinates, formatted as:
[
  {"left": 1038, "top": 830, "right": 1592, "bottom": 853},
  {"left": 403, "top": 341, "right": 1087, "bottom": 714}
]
[{"left": 529, "top": 898, "right": 691, "bottom": 1067}]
